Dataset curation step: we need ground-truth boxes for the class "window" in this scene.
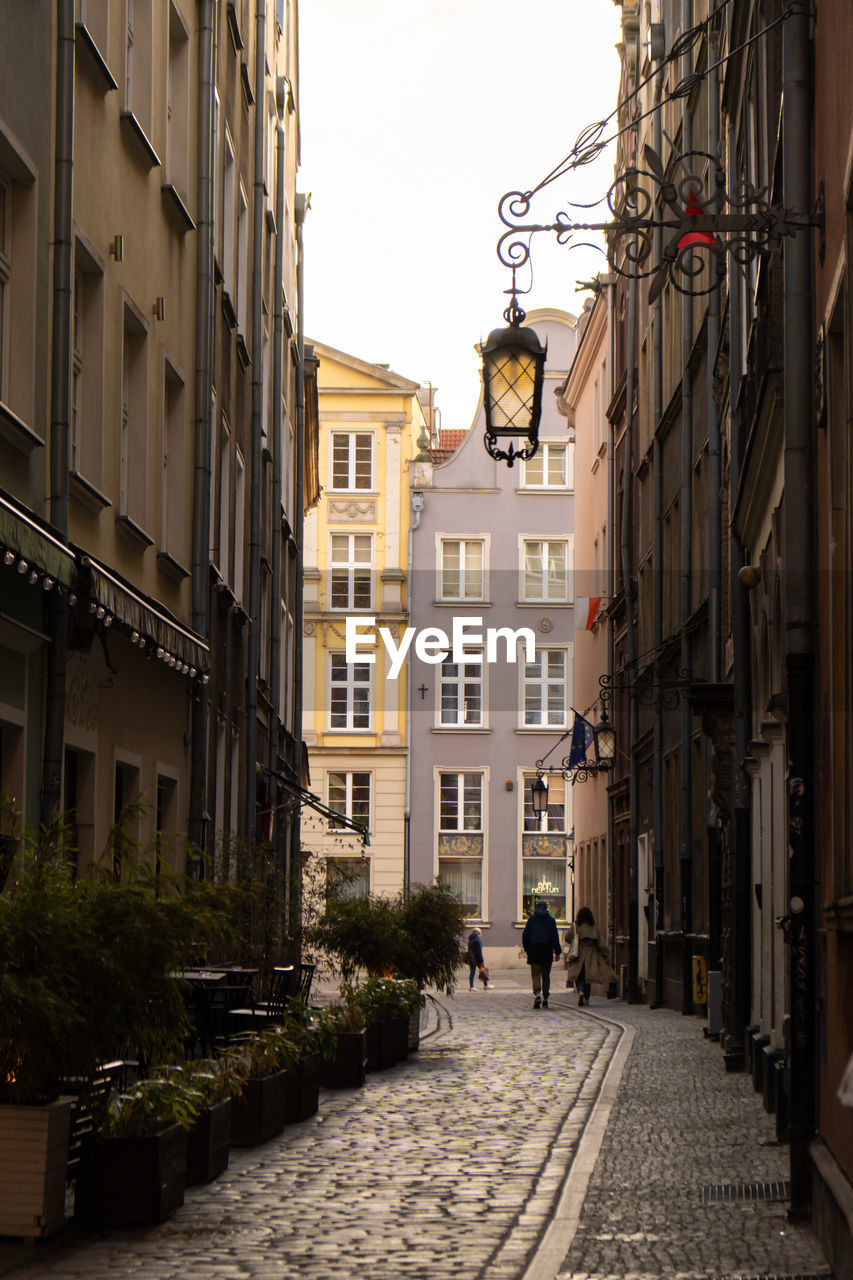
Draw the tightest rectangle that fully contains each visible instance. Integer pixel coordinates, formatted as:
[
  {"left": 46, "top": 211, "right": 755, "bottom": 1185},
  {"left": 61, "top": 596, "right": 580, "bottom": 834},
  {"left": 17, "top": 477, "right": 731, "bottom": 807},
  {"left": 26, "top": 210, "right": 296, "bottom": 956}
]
[
  {"left": 437, "top": 771, "right": 484, "bottom": 916},
  {"left": 213, "top": 89, "right": 222, "bottom": 266},
  {"left": 439, "top": 538, "right": 485, "bottom": 601},
  {"left": 438, "top": 654, "right": 483, "bottom": 727},
  {"left": 326, "top": 858, "right": 369, "bottom": 901},
  {"left": 76, "top": 0, "right": 109, "bottom": 60},
  {"left": 161, "top": 358, "right": 186, "bottom": 562},
  {"left": 522, "top": 538, "right": 569, "bottom": 602},
  {"left": 166, "top": 3, "right": 190, "bottom": 198},
  {"left": 218, "top": 418, "right": 231, "bottom": 577},
  {"left": 0, "top": 177, "right": 8, "bottom": 399},
  {"left": 222, "top": 128, "right": 235, "bottom": 299},
  {"left": 522, "top": 774, "right": 568, "bottom": 919},
  {"left": 523, "top": 442, "right": 572, "bottom": 489},
  {"left": 0, "top": 143, "right": 37, "bottom": 429},
  {"left": 330, "top": 533, "right": 372, "bottom": 610},
  {"left": 236, "top": 182, "right": 248, "bottom": 334},
  {"left": 330, "top": 431, "right": 373, "bottom": 491},
  {"left": 125, "top": 0, "right": 153, "bottom": 138},
  {"left": 120, "top": 303, "right": 148, "bottom": 529},
  {"left": 71, "top": 243, "right": 105, "bottom": 486},
  {"left": 329, "top": 653, "right": 372, "bottom": 730},
  {"left": 112, "top": 760, "right": 141, "bottom": 880},
  {"left": 234, "top": 446, "right": 245, "bottom": 600},
  {"left": 523, "top": 649, "right": 567, "bottom": 728},
  {"left": 328, "top": 771, "right": 371, "bottom": 831}
]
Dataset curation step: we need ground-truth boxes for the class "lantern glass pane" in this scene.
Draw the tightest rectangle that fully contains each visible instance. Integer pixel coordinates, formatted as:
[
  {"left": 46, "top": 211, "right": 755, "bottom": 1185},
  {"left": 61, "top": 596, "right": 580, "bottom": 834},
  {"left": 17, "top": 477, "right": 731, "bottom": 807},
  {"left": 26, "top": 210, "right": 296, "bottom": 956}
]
[{"left": 485, "top": 348, "right": 538, "bottom": 433}]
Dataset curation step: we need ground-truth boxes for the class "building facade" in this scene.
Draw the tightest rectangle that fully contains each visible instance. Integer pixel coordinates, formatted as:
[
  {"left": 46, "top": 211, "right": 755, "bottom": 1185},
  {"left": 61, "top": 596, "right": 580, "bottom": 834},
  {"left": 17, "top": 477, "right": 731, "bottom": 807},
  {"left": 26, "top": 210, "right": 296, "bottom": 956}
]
[
  {"left": 409, "top": 309, "right": 578, "bottom": 966},
  {"left": 301, "top": 342, "right": 426, "bottom": 896},
  {"left": 0, "top": 1, "right": 315, "bottom": 906}
]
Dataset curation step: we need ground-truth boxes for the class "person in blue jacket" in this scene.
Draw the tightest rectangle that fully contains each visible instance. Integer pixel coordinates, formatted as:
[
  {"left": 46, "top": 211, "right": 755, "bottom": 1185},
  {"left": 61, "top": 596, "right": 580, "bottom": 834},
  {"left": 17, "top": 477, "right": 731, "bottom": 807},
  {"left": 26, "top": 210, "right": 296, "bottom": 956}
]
[
  {"left": 467, "top": 927, "right": 486, "bottom": 990},
  {"left": 521, "top": 899, "right": 562, "bottom": 1008}
]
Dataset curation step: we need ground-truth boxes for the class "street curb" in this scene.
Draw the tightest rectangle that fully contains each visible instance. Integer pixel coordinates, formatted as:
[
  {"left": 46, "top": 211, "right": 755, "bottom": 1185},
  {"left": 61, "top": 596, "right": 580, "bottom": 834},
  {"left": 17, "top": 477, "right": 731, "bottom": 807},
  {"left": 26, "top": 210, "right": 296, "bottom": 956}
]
[{"left": 521, "top": 1007, "right": 636, "bottom": 1280}]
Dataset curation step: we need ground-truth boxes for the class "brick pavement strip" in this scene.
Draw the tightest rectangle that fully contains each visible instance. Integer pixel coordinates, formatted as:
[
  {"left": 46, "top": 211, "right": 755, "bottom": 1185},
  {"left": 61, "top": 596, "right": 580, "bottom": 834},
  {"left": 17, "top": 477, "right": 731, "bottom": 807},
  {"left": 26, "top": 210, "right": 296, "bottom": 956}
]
[{"left": 1, "top": 979, "right": 834, "bottom": 1280}]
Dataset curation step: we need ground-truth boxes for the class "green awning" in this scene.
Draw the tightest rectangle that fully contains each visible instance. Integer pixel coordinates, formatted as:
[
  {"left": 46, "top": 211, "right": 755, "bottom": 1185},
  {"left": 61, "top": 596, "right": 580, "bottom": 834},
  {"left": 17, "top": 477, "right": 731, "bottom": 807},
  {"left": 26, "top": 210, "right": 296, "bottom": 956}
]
[{"left": 0, "top": 495, "right": 76, "bottom": 589}]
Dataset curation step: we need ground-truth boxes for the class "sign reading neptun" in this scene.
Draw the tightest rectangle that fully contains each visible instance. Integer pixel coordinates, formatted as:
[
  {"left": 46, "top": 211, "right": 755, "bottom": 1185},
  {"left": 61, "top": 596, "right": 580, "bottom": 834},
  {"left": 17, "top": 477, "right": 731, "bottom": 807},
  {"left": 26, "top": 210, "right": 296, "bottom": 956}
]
[{"left": 345, "top": 616, "right": 537, "bottom": 680}]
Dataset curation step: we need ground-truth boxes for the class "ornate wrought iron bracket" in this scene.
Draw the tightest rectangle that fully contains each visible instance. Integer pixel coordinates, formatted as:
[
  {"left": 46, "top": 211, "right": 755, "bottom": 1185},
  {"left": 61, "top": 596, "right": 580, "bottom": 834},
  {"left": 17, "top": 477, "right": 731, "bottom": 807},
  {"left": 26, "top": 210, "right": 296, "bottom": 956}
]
[
  {"left": 498, "top": 144, "right": 824, "bottom": 302},
  {"left": 599, "top": 666, "right": 695, "bottom": 711}
]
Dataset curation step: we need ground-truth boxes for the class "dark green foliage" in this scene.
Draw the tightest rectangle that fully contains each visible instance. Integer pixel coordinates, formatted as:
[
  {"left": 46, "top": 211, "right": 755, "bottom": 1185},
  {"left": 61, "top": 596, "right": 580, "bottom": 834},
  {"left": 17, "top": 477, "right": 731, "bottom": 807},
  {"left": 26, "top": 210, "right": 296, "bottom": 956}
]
[
  {"left": 0, "top": 817, "right": 231, "bottom": 1105},
  {"left": 310, "top": 879, "right": 467, "bottom": 995}
]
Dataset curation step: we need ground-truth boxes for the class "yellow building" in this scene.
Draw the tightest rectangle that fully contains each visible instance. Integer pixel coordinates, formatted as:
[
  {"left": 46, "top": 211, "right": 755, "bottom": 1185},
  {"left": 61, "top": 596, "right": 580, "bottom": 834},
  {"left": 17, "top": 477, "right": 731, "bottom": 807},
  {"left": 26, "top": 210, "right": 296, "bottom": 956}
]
[{"left": 301, "top": 342, "right": 428, "bottom": 895}]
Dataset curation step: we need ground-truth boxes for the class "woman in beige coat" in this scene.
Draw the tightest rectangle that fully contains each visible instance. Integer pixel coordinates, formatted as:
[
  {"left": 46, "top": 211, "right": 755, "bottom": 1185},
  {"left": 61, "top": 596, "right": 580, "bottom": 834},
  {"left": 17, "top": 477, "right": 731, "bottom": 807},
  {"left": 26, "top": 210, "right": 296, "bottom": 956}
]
[{"left": 564, "top": 906, "right": 613, "bottom": 1006}]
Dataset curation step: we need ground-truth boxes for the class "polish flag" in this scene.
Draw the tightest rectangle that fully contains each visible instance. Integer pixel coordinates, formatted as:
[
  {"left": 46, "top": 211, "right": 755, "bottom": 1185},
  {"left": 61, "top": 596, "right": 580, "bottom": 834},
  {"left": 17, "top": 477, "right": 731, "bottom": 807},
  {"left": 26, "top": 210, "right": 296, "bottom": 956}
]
[{"left": 576, "top": 596, "right": 603, "bottom": 630}]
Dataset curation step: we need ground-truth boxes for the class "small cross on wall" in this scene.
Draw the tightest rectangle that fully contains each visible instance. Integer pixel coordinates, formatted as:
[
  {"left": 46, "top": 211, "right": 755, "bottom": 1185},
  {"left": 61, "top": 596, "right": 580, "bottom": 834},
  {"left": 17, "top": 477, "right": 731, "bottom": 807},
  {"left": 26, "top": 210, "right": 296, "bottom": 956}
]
[{"left": 418, "top": 684, "right": 429, "bottom": 700}]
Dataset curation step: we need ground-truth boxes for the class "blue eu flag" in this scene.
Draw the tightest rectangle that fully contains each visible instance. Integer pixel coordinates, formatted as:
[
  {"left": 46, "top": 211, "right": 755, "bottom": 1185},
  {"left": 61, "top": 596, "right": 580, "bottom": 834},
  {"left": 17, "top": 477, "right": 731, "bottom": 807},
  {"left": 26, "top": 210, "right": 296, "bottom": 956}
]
[{"left": 566, "top": 712, "right": 596, "bottom": 769}]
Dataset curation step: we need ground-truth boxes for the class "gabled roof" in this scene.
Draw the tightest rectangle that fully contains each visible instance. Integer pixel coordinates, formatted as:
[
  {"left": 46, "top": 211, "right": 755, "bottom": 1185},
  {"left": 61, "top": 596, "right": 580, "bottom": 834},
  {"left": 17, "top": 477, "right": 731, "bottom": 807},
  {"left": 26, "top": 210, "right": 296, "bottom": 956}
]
[
  {"left": 429, "top": 427, "right": 469, "bottom": 464},
  {"left": 308, "top": 339, "right": 422, "bottom": 392}
]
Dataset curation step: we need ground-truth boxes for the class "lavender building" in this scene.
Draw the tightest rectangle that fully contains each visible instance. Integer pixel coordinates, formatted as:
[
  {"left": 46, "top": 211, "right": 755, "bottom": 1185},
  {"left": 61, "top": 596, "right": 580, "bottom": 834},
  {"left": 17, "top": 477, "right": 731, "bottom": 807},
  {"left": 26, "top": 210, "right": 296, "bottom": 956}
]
[{"left": 408, "top": 309, "right": 579, "bottom": 966}]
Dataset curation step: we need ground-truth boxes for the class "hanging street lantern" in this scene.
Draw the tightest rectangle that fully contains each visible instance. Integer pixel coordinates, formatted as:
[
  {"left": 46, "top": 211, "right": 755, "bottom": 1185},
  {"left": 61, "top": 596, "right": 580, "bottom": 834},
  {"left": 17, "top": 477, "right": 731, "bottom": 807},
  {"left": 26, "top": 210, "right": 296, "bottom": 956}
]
[
  {"left": 592, "top": 707, "right": 616, "bottom": 765},
  {"left": 530, "top": 775, "right": 549, "bottom": 817},
  {"left": 480, "top": 300, "right": 547, "bottom": 467}
]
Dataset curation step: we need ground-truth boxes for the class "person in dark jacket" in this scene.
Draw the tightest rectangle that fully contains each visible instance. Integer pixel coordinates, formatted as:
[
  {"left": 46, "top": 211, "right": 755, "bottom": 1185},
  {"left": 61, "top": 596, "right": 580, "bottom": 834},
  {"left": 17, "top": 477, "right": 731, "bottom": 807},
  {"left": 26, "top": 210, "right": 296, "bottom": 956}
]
[
  {"left": 521, "top": 899, "right": 562, "bottom": 1008},
  {"left": 467, "top": 927, "right": 486, "bottom": 990}
]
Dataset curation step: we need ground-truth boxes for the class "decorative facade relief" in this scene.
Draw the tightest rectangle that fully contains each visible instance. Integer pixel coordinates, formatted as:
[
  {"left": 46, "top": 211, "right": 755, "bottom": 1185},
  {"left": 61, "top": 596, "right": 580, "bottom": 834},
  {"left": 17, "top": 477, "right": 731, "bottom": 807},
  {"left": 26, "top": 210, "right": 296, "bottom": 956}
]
[{"left": 327, "top": 500, "right": 377, "bottom": 523}]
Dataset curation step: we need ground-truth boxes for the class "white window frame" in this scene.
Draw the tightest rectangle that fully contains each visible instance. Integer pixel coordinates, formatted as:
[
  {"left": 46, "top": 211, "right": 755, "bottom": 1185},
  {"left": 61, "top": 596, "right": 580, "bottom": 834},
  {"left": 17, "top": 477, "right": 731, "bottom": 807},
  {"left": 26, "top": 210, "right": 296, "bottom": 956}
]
[
  {"left": 328, "top": 653, "right": 372, "bottom": 732},
  {"left": 328, "top": 430, "right": 375, "bottom": 492},
  {"left": 437, "top": 652, "right": 485, "bottom": 728},
  {"left": 519, "top": 770, "right": 569, "bottom": 923},
  {"left": 435, "top": 768, "right": 488, "bottom": 921},
  {"left": 521, "top": 441, "right": 573, "bottom": 490},
  {"left": 329, "top": 532, "right": 373, "bottom": 611},
  {"left": 520, "top": 535, "right": 572, "bottom": 603},
  {"left": 521, "top": 647, "right": 568, "bottom": 729},
  {"left": 327, "top": 770, "right": 371, "bottom": 832},
  {"left": 436, "top": 535, "right": 488, "bottom": 603}
]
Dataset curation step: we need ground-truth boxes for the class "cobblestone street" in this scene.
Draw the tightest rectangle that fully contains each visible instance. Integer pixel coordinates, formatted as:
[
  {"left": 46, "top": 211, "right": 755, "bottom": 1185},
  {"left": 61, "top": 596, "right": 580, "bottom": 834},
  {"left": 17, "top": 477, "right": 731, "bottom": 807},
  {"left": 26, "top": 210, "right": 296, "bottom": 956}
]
[{"left": 4, "top": 972, "right": 833, "bottom": 1280}]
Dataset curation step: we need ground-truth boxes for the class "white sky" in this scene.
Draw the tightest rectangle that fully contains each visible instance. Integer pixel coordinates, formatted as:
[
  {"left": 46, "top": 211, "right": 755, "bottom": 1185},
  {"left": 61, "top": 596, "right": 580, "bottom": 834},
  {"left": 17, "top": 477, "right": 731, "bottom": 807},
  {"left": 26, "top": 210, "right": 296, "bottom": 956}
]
[{"left": 298, "top": 1, "right": 623, "bottom": 430}]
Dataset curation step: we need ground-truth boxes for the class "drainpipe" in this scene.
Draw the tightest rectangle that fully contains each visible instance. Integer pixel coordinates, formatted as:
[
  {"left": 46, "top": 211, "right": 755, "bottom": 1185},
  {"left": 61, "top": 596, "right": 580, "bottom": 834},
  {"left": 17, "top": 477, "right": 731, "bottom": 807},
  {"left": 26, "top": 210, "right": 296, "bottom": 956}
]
[
  {"left": 606, "top": 274, "right": 616, "bottom": 963},
  {"left": 652, "top": 86, "right": 665, "bottom": 1008},
  {"left": 726, "top": 115, "right": 753, "bottom": 1069},
  {"left": 622, "top": 273, "right": 639, "bottom": 1001},
  {"left": 189, "top": 0, "right": 216, "bottom": 853},
  {"left": 405, "top": 490, "right": 424, "bottom": 891},
  {"left": 42, "top": 0, "right": 75, "bottom": 824},
  {"left": 679, "top": 0, "right": 695, "bottom": 1017},
  {"left": 706, "top": 38, "right": 721, "bottom": 686},
  {"left": 244, "top": 0, "right": 266, "bottom": 842},
  {"left": 267, "top": 107, "right": 285, "bottom": 813},
  {"left": 782, "top": 0, "right": 815, "bottom": 1220},
  {"left": 290, "top": 192, "right": 309, "bottom": 940}
]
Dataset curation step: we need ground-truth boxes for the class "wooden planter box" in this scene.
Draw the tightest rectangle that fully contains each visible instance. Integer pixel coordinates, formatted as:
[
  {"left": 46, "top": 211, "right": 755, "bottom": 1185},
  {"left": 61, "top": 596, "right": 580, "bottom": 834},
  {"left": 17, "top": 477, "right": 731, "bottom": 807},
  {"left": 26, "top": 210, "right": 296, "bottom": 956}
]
[
  {"left": 320, "top": 1030, "right": 367, "bottom": 1089},
  {"left": 76, "top": 1123, "right": 187, "bottom": 1227},
  {"left": 186, "top": 1098, "right": 231, "bottom": 1186},
  {"left": 284, "top": 1052, "right": 321, "bottom": 1123},
  {"left": 230, "top": 1071, "right": 288, "bottom": 1147},
  {"left": 0, "top": 1099, "right": 71, "bottom": 1240},
  {"left": 391, "top": 1015, "right": 410, "bottom": 1064},
  {"left": 367, "top": 1018, "right": 406, "bottom": 1071}
]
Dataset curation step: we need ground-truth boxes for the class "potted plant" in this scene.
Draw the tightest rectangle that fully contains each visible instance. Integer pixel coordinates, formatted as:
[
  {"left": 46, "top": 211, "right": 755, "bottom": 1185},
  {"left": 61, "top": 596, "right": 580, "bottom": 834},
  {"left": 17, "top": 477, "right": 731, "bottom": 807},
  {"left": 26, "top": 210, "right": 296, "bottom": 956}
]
[
  {"left": 319, "top": 1001, "right": 367, "bottom": 1090},
  {"left": 350, "top": 978, "right": 424, "bottom": 1071},
  {"left": 182, "top": 1058, "right": 245, "bottom": 1186},
  {"left": 279, "top": 1000, "right": 335, "bottom": 1121},
  {"left": 226, "top": 1029, "right": 298, "bottom": 1147},
  {"left": 0, "top": 818, "right": 230, "bottom": 1239},
  {"left": 76, "top": 1077, "right": 198, "bottom": 1226}
]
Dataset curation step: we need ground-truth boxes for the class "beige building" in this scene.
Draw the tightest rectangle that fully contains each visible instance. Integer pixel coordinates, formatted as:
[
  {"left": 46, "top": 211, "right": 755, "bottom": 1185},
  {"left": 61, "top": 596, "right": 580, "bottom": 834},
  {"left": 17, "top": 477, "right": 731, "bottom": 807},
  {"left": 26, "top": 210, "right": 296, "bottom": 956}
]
[
  {"left": 301, "top": 342, "right": 428, "bottom": 895},
  {"left": 556, "top": 290, "right": 613, "bottom": 947},
  {"left": 0, "top": 2, "right": 314, "bottom": 891}
]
